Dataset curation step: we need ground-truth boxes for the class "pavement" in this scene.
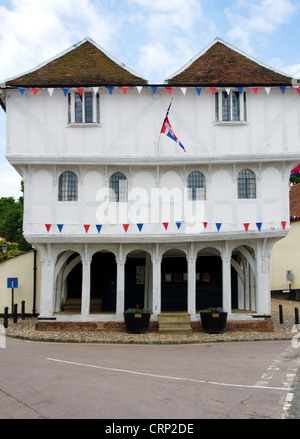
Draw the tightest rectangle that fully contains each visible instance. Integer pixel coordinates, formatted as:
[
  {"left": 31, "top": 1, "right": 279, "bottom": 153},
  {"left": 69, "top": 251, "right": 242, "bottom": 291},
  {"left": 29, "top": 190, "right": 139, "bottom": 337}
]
[{"left": 2, "top": 298, "right": 300, "bottom": 345}]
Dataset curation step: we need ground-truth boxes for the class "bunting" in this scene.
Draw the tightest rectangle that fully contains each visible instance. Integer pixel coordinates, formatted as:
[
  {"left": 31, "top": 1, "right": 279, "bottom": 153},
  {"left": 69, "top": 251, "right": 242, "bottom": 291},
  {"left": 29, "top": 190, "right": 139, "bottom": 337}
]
[
  {"left": 84, "top": 224, "right": 90, "bottom": 233},
  {"left": 40, "top": 221, "right": 286, "bottom": 234},
  {"left": 15, "top": 85, "right": 300, "bottom": 99}
]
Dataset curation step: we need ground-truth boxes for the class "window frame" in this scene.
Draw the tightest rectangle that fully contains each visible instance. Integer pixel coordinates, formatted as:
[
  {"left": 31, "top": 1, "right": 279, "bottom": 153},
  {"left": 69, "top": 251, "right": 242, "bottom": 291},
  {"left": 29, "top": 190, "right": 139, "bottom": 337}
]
[
  {"left": 68, "top": 89, "right": 100, "bottom": 125},
  {"left": 187, "top": 171, "right": 206, "bottom": 201},
  {"left": 109, "top": 172, "right": 128, "bottom": 202},
  {"left": 215, "top": 90, "right": 247, "bottom": 124},
  {"left": 237, "top": 169, "right": 256, "bottom": 199},
  {"left": 58, "top": 171, "right": 78, "bottom": 202}
]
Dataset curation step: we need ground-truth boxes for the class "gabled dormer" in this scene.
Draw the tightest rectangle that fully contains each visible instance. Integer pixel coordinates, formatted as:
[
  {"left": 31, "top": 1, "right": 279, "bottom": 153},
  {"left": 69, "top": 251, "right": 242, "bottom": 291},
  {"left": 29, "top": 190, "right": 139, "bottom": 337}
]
[
  {"left": 4, "top": 37, "right": 148, "bottom": 88},
  {"left": 165, "top": 37, "right": 293, "bottom": 87}
]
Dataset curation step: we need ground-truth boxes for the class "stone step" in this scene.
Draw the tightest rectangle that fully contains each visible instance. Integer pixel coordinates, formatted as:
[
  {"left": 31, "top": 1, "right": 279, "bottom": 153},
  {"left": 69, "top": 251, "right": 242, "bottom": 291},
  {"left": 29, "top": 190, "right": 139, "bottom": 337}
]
[
  {"left": 158, "top": 312, "right": 192, "bottom": 333},
  {"left": 158, "top": 312, "right": 191, "bottom": 323},
  {"left": 159, "top": 327, "right": 192, "bottom": 333},
  {"left": 63, "top": 298, "right": 102, "bottom": 313}
]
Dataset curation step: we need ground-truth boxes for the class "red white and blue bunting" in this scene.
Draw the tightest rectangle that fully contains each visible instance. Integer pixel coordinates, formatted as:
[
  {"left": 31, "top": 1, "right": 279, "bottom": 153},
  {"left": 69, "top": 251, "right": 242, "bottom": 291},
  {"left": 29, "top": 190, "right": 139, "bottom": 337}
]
[
  {"left": 15, "top": 85, "right": 300, "bottom": 96},
  {"left": 43, "top": 221, "right": 288, "bottom": 234}
]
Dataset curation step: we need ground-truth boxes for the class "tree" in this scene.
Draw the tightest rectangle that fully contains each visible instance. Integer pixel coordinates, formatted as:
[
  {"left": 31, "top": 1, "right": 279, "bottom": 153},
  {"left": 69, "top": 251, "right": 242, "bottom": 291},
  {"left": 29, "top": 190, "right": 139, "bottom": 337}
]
[{"left": 0, "top": 182, "right": 31, "bottom": 252}]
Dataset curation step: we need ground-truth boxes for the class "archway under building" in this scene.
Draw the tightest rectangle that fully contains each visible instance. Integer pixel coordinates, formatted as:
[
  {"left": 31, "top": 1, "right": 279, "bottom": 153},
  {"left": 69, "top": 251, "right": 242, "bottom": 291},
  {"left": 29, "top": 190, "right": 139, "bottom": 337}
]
[
  {"left": 90, "top": 251, "right": 117, "bottom": 313},
  {"left": 125, "top": 250, "right": 152, "bottom": 311},
  {"left": 161, "top": 249, "right": 188, "bottom": 312}
]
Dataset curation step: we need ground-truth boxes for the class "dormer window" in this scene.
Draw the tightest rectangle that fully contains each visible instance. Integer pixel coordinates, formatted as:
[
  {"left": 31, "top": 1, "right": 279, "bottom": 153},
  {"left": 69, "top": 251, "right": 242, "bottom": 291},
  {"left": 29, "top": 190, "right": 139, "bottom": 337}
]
[
  {"left": 68, "top": 90, "right": 100, "bottom": 124},
  {"left": 215, "top": 90, "right": 247, "bottom": 122}
]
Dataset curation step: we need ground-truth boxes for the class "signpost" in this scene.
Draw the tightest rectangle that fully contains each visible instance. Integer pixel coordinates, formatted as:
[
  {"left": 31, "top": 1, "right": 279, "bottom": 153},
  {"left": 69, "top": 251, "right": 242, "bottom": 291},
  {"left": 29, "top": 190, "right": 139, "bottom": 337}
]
[{"left": 7, "top": 278, "right": 18, "bottom": 314}]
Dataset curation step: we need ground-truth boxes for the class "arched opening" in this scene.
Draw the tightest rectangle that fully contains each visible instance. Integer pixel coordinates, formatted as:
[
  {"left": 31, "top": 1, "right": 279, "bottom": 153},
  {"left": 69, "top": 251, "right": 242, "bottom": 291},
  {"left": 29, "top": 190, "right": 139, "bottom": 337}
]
[
  {"left": 54, "top": 251, "right": 82, "bottom": 314},
  {"left": 231, "top": 245, "right": 256, "bottom": 312},
  {"left": 196, "top": 248, "right": 223, "bottom": 310},
  {"left": 161, "top": 249, "right": 187, "bottom": 312},
  {"left": 125, "top": 250, "right": 152, "bottom": 311},
  {"left": 90, "top": 251, "right": 117, "bottom": 313}
]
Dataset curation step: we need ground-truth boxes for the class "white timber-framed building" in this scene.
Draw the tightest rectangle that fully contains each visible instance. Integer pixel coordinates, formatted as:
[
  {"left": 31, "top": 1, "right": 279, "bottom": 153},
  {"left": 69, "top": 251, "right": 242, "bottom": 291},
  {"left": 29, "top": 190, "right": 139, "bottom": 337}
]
[{"left": 1, "top": 37, "right": 299, "bottom": 330}]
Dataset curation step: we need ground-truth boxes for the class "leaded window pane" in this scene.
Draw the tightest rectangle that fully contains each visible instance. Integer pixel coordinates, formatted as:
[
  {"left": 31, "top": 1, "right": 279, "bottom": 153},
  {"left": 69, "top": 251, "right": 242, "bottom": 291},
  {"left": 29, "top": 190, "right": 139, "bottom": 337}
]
[
  {"left": 238, "top": 169, "right": 256, "bottom": 199},
  {"left": 222, "top": 92, "right": 230, "bottom": 121},
  {"left": 232, "top": 92, "right": 240, "bottom": 121},
  {"left": 75, "top": 93, "right": 83, "bottom": 123},
  {"left": 110, "top": 172, "right": 128, "bottom": 202},
  {"left": 85, "top": 92, "right": 93, "bottom": 123},
  {"left": 188, "top": 171, "right": 206, "bottom": 200},
  {"left": 59, "top": 171, "right": 78, "bottom": 201}
]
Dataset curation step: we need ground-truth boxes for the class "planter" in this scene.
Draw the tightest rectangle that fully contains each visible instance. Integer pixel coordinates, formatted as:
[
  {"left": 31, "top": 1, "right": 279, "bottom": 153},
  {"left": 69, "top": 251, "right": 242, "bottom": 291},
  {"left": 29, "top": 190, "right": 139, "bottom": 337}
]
[
  {"left": 124, "top": 312, "right": 151, "bottom": 334},
  {"left": 200, "top": 311, "right": 228, "bottom": 334}
]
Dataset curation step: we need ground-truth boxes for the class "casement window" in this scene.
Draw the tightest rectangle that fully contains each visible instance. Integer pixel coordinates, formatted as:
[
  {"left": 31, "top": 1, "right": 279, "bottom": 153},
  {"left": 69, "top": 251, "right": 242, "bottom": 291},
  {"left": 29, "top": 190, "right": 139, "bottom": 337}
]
[
  {"left": 68, "top": 90, "right": 100, "bottom": 124},
  {"left": 58, "top": 171, "right": 78, "bottom": 201},
  {"left": 238, "top": 169, "right": 256, "bottom": 199},
  {"left": 215, "top": 90, "right": 247, "bottom": 122},
  {"left": 187, "top": 171, "right": 206, "bottom": 200},
  {"left": 109, "top": 172, "right": 128, "bottom": 202}
]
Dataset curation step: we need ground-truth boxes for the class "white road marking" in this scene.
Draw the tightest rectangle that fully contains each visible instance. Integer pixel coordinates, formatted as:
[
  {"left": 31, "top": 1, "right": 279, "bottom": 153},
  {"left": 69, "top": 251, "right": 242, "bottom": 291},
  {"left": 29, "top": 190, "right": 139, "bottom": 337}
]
[{"left": 46, "top": 357, "right": 291, "bottom": 392}]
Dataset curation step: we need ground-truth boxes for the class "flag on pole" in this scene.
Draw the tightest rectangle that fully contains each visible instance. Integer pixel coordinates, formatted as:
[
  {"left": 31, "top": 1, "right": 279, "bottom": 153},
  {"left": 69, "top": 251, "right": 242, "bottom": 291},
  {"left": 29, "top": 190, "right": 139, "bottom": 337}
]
[{"left": 160, "top": 99, "right": 186, "bottom": 153}]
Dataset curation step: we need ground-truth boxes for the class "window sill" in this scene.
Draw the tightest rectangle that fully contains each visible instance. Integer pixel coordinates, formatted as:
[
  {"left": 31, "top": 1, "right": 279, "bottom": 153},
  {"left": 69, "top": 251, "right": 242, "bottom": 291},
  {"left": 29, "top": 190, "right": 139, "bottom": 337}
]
[
  {"left": 67, "top": 123, "right": 102, "bottom": 128},
  {"left": 213, "top": 121, "right": 248, "bottom": 127}
]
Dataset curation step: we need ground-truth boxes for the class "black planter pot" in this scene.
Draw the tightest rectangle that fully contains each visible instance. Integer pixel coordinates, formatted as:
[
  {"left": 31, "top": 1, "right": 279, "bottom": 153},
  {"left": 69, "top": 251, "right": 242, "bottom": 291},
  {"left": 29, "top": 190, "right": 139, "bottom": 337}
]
[
  {"left": 124, "top": 313, "right": 151, "bottom": 334},
  {"left": 200, "top": 312, "right": 228, "bottom": 334}
]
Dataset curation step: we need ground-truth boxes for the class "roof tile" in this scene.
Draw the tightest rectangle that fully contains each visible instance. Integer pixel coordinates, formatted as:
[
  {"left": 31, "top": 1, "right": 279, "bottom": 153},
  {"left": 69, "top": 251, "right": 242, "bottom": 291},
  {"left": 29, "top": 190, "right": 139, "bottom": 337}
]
[
  {"left": 166, "top": 41, "right": 293, "bottom": 86},
  {"left": 6, "top": 40, "right": 148, "bottom": 87}
]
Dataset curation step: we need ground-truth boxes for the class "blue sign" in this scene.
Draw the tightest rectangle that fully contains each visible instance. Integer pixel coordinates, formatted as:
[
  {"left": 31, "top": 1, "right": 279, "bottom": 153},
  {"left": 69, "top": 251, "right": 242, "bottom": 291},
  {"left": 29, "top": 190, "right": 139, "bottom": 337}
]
[{"left": 7, "top": 278, "right": 18, "bottom": 288}]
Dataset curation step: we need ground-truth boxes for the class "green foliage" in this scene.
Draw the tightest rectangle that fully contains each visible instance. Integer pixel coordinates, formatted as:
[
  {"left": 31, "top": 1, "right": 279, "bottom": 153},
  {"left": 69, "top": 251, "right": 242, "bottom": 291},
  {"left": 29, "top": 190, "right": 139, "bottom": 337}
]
[
  {"left": 0, "top": 182, "right": 31, "bottom": 252},
  {"left": 0, "top": 239, "right": 20, "bottom": 261},
  {"left": 124, "top": 305, "right": 152, "bottom": 314},
  {"left": 290, "top": 175, "right": 300, "bottom": 186}
]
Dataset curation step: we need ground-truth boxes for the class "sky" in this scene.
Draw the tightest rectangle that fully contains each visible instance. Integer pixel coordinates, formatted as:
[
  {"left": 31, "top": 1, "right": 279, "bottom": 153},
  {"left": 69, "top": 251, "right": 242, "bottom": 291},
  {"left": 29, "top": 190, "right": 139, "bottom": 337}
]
[{"left": 0, "top": 0, "right": 300, "bottom": 199}]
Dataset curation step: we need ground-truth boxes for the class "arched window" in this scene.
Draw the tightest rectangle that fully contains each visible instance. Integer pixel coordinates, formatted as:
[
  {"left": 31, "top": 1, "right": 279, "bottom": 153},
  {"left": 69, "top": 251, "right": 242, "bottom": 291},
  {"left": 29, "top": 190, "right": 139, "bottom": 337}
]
[
  {"left": 58, "top": 171, "right": 78, "bottom": 201},
  {"left": 109, "top": 172, "right": 128, "bottom": 202},
  {"left": 188, "top": 171, "right": 206, "bottom": 200},
  {"left": 238, "top": 169, "right": 256, "bottom": 199}
]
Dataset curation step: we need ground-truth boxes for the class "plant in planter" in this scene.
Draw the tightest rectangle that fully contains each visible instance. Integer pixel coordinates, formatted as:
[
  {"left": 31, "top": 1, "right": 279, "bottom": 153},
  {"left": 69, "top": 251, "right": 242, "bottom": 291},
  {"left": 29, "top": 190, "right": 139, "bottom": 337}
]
[
  {"left": 199, "top": 307, "right": 228, "bottom": 334},
  {"left": 124, "top": 305, "right": 152, "bottom": 334}
]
